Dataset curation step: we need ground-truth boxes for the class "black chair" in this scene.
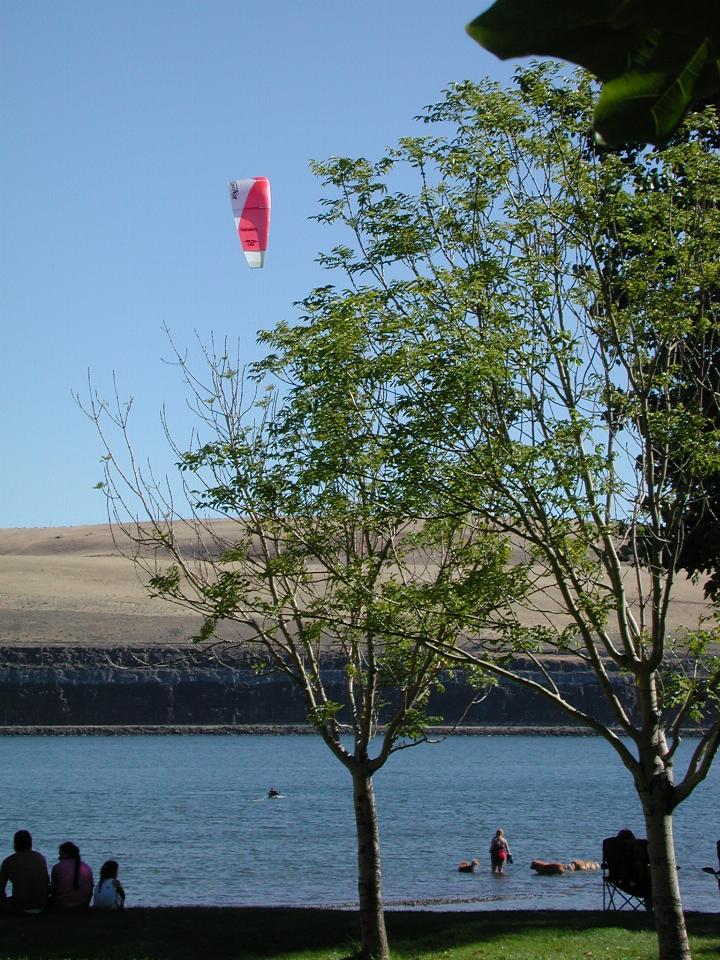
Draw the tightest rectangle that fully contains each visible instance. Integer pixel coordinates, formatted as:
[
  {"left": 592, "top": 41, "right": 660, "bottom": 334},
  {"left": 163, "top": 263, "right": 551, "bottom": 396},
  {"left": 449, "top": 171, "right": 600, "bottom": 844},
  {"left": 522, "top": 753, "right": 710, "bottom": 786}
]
[
  {"left": 701, "top": 839, "right": 720, "bottom": 896},
  {"left": 602, "top": 833, "right": 652, "bottom": 911}
]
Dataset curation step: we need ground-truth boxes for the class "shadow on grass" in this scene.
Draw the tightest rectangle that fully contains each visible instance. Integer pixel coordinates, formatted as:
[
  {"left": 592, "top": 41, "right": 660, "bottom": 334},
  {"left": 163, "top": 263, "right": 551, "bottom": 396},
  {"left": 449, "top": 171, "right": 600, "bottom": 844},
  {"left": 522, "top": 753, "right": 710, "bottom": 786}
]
[{"left": 0, "top": 908, "right": 717, "bottom": 960}]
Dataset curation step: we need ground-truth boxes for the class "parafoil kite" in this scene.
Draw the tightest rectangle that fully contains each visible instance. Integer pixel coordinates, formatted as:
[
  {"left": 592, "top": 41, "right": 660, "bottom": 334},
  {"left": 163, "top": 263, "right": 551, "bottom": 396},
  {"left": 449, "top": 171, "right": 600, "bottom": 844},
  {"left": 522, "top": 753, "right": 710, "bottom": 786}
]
[{"left": 229, "top": 177, "right": 271, "bottom": 268}]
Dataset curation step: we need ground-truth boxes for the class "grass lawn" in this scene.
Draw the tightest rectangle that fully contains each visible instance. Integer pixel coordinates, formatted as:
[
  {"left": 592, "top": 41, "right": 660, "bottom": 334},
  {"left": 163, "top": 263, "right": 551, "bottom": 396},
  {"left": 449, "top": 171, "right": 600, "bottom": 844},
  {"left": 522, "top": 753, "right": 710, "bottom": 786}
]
[{"left": 0, "top": 908, "right": 718, "bottom": 960}]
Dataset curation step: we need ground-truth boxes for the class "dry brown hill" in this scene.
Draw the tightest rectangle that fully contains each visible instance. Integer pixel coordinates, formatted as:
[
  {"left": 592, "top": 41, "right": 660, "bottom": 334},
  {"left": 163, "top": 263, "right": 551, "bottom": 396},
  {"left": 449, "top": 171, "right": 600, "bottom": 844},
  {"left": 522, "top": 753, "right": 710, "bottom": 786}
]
[
  {"left": 0, "top": 524, "right": 202, "bottom": 646},
  {"left": 0, "top": 523, "right": 713, "bottom": 648}
]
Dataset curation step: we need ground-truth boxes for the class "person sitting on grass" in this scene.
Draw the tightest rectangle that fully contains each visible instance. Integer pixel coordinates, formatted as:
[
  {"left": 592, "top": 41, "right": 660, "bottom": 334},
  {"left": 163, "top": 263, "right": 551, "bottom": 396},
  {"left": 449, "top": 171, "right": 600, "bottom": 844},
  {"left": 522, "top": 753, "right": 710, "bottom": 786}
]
[
  {"left": 93, "top": 859, "right": 125, "bottom": 910},
  {"left": 50, "top": 841, "right": 93, "bottom": 909},
  {"left": 0, "top": 829, "right": 49, "bottom": 914}
]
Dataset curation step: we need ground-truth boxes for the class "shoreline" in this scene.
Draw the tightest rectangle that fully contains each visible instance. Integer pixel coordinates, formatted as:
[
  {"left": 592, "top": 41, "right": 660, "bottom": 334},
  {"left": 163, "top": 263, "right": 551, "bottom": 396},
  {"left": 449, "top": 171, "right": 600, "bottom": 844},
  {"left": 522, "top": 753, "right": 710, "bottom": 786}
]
[{"left": 0, "top": 723, "right": 614, "bottom": 736}]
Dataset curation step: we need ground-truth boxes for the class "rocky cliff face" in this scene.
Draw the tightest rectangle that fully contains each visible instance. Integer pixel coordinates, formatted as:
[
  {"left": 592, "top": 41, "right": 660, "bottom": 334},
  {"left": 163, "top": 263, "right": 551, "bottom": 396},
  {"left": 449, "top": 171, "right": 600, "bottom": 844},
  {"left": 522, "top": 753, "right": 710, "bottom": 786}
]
[{"left": 0, "top": 645, "right": 630, "bottom": 728}]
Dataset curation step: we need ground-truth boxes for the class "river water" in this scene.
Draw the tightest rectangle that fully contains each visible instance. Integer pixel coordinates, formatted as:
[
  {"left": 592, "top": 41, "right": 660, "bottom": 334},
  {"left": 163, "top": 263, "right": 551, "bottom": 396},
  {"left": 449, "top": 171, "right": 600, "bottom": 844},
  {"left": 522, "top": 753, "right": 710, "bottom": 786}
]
[{"left": 3, "top": 734, "right": 718, "bottom": 911}]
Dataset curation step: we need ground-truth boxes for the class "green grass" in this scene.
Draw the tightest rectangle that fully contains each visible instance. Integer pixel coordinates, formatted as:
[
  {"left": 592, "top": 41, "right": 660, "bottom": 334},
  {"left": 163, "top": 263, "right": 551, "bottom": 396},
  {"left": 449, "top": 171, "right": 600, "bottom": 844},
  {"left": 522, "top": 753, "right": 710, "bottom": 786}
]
[{"left": 0, "top": 908, "right": 717, "bottom": 960}]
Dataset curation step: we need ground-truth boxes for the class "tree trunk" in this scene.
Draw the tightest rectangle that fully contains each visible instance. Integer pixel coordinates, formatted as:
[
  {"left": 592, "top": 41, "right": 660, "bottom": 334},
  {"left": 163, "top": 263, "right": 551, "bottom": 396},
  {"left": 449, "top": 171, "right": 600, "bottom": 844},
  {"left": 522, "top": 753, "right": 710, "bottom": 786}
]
[
  {"left": 643, "top": 801, "right": 691, "bottom": 960},
  {"left": 352, "top": 770, "right": 389, "bottom": 960}
]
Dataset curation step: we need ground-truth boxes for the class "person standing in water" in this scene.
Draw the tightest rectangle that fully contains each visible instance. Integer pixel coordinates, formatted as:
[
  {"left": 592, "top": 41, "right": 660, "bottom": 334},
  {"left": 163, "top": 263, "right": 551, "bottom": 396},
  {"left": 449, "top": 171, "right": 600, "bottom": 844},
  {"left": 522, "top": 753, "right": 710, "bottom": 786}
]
[{"left": 490, "top": 829, "right": 511, "bottom": 875}]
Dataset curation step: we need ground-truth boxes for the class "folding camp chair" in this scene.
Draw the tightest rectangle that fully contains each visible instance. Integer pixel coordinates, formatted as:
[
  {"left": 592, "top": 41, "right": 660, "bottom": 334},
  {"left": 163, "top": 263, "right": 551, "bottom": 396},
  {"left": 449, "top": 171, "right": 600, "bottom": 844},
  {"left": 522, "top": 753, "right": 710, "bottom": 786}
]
[
  {"left": 702, "top": 839, "right": 720, "bottom": 897},
  {"left": 602, "top": 832, "right": 651, "bottom": 911}
]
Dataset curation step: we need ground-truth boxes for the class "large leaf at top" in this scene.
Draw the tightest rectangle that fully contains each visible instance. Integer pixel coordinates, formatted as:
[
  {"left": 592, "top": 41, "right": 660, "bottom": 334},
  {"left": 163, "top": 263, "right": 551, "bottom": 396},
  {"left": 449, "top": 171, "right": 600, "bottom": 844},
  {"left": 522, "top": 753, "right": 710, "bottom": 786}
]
[
  {"left": 467, "top": 0, "right": 720, "bottom": 145},
  {"left": 467, "top": 1, "right": 643, "bottom": 79},
  {"left": 593, "top": 37, "right": 713, "bottom": 145}
]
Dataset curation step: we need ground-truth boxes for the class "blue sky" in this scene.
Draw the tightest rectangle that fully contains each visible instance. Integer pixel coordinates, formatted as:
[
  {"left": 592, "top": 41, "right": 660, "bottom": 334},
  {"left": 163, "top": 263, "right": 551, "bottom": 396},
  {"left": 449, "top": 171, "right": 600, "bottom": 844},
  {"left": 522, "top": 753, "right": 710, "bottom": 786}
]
[{"left": 1, "top": 1, "right": 516, "bottom": 528}]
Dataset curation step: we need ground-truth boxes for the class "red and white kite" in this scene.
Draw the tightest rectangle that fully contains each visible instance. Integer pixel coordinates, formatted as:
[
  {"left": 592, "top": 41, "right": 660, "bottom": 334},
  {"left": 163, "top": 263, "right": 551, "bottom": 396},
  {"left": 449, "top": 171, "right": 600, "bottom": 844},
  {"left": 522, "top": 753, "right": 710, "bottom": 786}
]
[{"left": 229, "top": 177, "right": 271, "bottom": 268}]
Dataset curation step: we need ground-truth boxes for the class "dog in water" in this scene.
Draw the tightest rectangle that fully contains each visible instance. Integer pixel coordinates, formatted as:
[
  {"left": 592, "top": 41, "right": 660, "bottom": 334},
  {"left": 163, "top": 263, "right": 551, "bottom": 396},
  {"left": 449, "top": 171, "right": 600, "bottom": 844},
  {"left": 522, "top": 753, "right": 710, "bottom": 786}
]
[
  {"left": 531, "top": 859, "right": 567, "bottom": 875},
  {"left": 458, "top": 859, "right": 480, "bottom": 873},
  {"left": 531, "top": 858, "right": 601, "bottom": 875},
  {"left": 570, "top": 859, "right": 600, "bottom": 871}
]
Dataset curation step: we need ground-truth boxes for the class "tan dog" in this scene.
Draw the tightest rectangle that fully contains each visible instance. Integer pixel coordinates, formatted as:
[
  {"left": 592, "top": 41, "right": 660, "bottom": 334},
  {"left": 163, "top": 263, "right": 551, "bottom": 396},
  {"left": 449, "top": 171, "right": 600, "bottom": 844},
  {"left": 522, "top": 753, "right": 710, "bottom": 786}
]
[
  {"left": 458, "top": 859, "right": 480, "bottom": 873},
  {"left": 531, "top": 859, "right": 567, "bottom": 875},
  {"left": 570, "top": 859, "right": 600, "bottom": 871}
]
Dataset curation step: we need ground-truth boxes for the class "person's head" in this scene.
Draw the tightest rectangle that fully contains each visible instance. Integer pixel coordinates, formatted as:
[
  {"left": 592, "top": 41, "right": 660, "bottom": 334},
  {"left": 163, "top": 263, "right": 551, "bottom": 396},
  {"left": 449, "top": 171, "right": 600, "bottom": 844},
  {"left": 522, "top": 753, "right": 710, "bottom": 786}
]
[
  {"left": 99, "top": 859, "right": 119, "bottom": 883},
  {"left": 58, "top": 841, "right": 82, "bottom": 888},
  {"left": 495, "top": 829, "right": 504, "bottom": 838},
  {"left": 13, "top": 830, "right": 32, "bottom": 852},
  {"left": 58, "top": 841, "right": 80, "bottom": 861}
]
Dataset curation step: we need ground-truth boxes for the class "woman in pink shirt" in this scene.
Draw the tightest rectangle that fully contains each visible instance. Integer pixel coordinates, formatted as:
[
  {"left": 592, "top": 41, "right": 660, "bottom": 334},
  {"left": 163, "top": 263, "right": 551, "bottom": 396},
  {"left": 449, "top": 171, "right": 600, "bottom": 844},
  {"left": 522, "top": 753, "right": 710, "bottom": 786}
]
[{"left": 50, "top": 842, "right": 93, "bottom": 909}]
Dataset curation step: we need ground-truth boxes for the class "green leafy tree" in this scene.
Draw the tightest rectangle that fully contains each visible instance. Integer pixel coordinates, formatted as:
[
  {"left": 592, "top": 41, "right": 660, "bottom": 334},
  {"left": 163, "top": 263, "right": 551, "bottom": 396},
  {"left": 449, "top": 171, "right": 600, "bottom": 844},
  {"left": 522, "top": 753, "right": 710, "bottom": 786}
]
[
  {"left": 467, "top": 4, "right": 720, "bottom": 587},
  {"left": 617, "top": 316, "right": 720, "bottom": 597},
  {"left": 467, "top": 1, "right": 720, "bottom": 146},
  {"left": 257, "top": 66, "right": 720, "bottom": 960},
  {"left": 86, "top": 338, "right": 515, "bottom": 960},
  {"left": 605, "top": 123, "right": 720, "bottom": 597}
]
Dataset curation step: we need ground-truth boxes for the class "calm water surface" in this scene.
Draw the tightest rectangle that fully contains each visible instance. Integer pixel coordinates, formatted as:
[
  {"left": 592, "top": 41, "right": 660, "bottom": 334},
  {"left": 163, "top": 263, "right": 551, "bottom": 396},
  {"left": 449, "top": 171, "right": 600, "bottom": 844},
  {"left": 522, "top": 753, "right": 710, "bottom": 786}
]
[{"left": 3, "top": 734, "right": 718, "bottom": 911}]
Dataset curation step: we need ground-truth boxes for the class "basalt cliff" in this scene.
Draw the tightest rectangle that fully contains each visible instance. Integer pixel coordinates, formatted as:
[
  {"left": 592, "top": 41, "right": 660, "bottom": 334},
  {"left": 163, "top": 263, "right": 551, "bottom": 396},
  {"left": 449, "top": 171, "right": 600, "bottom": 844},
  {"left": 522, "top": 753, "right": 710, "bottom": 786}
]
[{"left": 0, "top": 643, "right": 624, "bottom": 729}]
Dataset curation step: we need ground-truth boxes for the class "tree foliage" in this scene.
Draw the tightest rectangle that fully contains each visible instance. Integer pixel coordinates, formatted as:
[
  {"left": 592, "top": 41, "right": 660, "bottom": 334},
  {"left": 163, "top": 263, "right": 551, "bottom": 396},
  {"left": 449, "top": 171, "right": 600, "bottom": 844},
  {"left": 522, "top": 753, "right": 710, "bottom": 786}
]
[
  {"left": 467, "top": 1, "right": 720, "bottom": 146},
  {"left": 86, "top": 335, "right": 515, "bottom": 960},
  {"left": 606, "top": 119, "right": 720, "bottom": 596},
  {"left": 256, "top": 65, "right": 720, "bottom": 960},
  {"left": 88, "top": 63, "right": 720, "bottom": 960}
]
